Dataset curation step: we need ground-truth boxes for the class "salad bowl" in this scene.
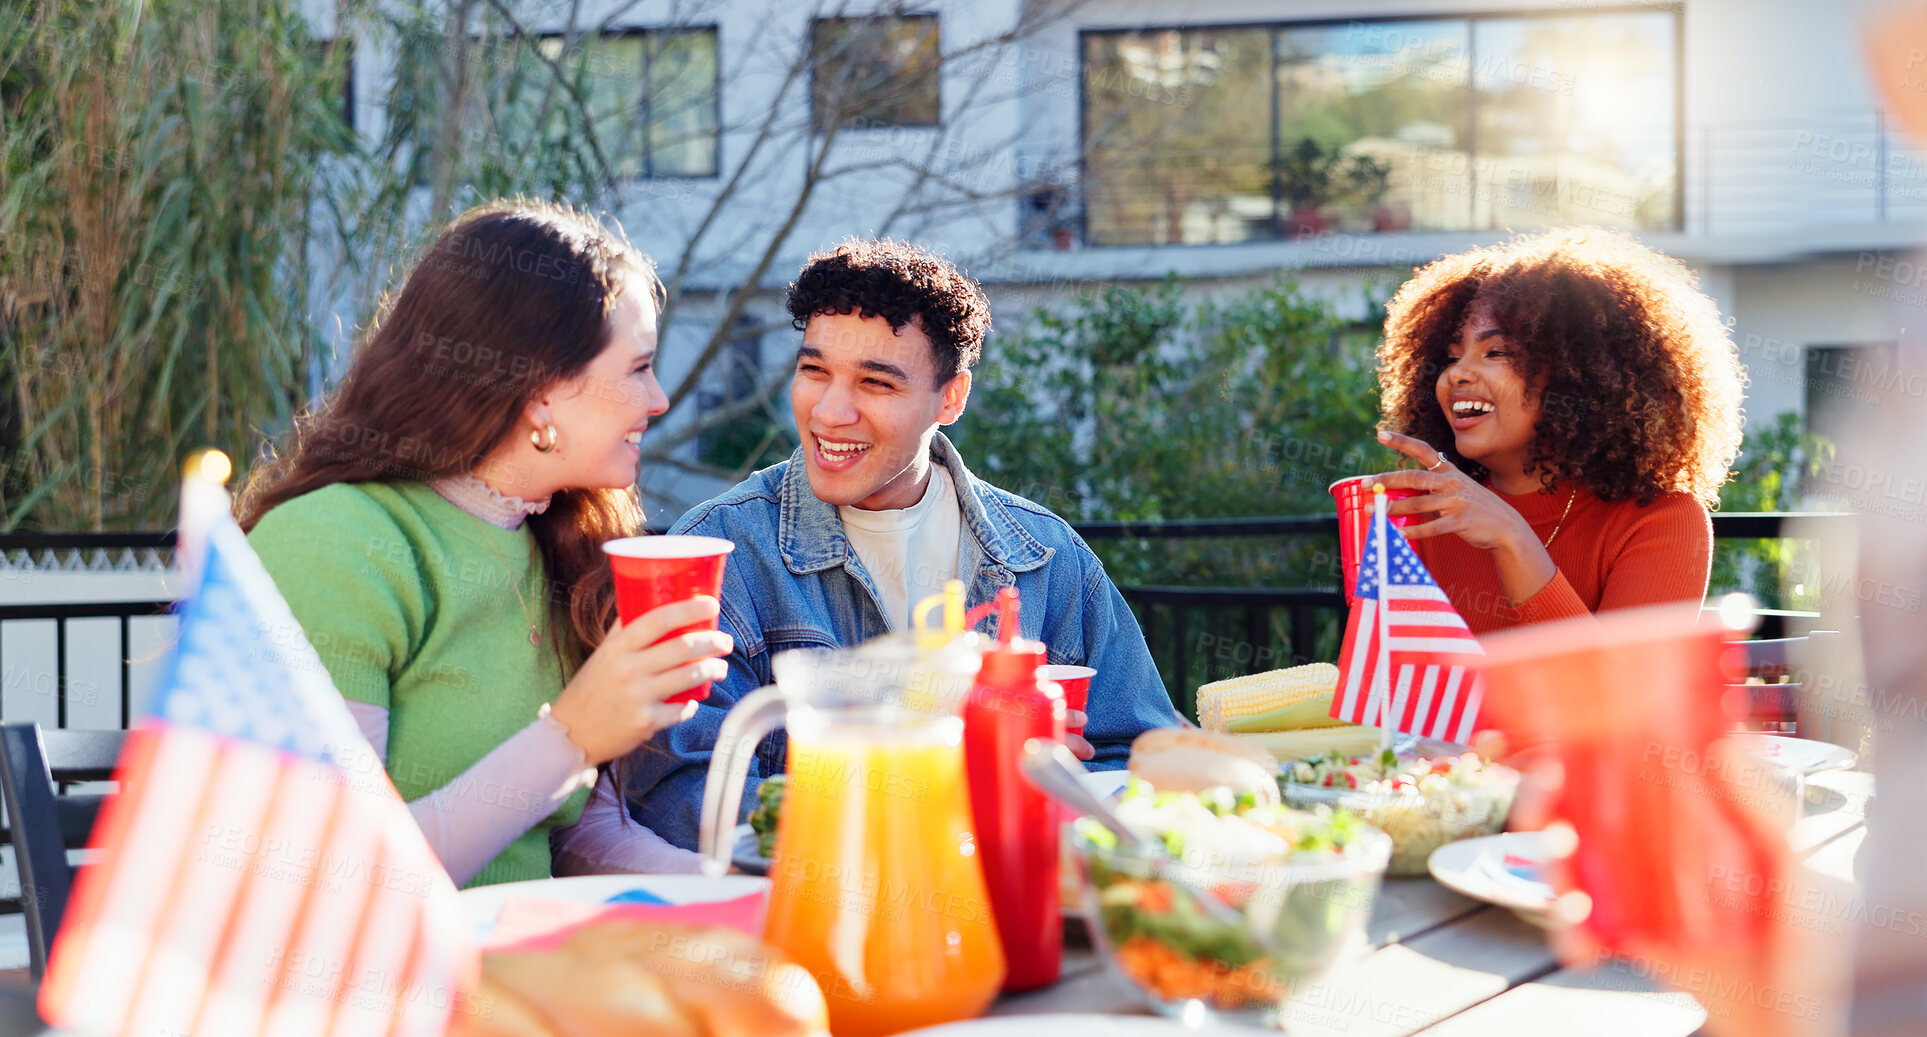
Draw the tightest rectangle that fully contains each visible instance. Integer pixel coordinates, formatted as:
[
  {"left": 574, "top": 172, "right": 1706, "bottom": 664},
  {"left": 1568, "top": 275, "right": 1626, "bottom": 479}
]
[{"left": 1067, "top": 781, "right": 1391, "bottom": 1026}]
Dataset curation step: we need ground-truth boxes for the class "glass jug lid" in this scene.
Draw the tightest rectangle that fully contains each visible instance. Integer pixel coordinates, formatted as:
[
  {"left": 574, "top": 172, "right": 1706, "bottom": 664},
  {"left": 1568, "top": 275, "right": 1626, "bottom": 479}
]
[{"left": 771, "top": 632, "right": 982, "bottom": 720}]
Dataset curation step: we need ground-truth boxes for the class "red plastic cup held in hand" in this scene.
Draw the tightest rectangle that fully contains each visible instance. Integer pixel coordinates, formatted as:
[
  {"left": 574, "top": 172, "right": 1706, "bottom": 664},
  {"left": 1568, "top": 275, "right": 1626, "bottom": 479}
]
[
  {"left": 1330, "top": 475, "right": 1424, "bottom": 605},
  {"left": 1035, "top": 665, "right": 1094, "bottom": 735},
  {"left": 602, "top": 535, "right": 735, "bottom": 703}
]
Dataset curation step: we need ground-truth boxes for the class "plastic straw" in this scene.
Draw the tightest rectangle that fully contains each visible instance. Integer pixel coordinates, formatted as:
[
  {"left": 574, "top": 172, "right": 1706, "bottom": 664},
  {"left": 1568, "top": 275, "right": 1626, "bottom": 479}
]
[
  {"left": 994, "top": 586, "right": 1021, "bottom": 644},
  {"left": 943, "top": 580, "right": 965, "bottom": 636}
]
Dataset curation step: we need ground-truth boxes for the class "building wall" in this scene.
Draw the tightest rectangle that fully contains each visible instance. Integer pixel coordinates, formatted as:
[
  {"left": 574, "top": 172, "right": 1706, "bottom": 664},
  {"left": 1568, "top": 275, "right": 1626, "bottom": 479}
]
[
  {"left": 300, "top": 0, "right": 1920, "bottom": 511},
  {"left": 1731, "top": 255, "right": 1911, "bottom": 426}
]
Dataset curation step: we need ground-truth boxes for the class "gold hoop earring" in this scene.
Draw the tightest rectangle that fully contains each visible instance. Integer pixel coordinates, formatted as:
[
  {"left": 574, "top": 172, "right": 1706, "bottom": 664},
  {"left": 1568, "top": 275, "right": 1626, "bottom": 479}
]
[{"left": 531, "top": 424, "right": 558, "bottom": 453}]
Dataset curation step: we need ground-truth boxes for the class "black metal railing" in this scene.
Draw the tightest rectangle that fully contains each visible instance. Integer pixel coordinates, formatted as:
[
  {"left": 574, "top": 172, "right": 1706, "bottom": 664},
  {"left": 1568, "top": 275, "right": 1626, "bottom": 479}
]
[
  {"left": 0, "top": 601, "right": 177, "bottom": 731},
  {"left": 1070, "top": 512, "right": 1854, "bottom": 719},
  {"left": 0, "top": 513, "right": 1853, "bottom": 728}
]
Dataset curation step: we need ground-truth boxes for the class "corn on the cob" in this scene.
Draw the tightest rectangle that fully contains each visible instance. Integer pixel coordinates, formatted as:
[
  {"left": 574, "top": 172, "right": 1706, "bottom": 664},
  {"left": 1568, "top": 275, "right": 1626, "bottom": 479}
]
[
  {"left": 1196, "top": 663, "right": 1345, "bottom": 733},
  {"left": 1234, "top": 724, "right": 1386, "bottom": 761}
]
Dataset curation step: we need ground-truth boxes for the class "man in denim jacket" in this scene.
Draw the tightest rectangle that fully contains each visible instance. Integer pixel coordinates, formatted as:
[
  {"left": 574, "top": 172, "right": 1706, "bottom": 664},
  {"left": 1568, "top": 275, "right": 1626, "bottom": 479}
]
[{"left": 622, "top": 239, "right": 1181, "bottom": 851}]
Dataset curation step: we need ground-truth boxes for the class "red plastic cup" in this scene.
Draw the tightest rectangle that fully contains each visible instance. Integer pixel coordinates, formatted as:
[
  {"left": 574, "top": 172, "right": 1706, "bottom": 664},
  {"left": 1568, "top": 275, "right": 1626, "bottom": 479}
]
[
  {"left": 1036, "top": 665, "right": 1095, "bottom": 735},
  {"left": 602, "top": 535, "right": 736, "bottom": 703},
  {"left": 1476, "top": 604, "right": 1788, "bottom": 966},
  {"left": 1330, "top": 475, "right": 1424, "bottom": 606}
]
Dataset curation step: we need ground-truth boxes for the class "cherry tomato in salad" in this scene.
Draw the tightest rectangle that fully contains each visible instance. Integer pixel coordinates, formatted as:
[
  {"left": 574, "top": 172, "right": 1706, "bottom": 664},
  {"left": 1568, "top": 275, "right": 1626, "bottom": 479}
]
[{"left": 1138, "top": 882, "right": 1173, "bottom": 914}]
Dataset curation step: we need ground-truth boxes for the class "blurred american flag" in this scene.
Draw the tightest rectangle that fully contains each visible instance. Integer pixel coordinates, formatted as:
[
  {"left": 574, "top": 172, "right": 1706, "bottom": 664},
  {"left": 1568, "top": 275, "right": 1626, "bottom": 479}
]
[{"left": 39, "top": 464, "right": 474, "bottom": 1037}]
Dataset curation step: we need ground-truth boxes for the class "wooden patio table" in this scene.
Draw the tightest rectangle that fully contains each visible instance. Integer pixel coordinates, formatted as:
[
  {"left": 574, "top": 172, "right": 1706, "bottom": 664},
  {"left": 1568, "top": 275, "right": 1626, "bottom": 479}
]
[{"left": 990, "top": 769, "right": 1872, "bottom": 1035}]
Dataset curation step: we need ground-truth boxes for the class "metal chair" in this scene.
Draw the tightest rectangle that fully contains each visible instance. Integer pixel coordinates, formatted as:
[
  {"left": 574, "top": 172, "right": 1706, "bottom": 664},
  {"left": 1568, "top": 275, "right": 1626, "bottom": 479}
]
[
  {"left": 0, "top": 724, "right": 125, "bottom": 981},
  {"left": 1722, "top": 632, "right": 1837, "bottom": 734}
]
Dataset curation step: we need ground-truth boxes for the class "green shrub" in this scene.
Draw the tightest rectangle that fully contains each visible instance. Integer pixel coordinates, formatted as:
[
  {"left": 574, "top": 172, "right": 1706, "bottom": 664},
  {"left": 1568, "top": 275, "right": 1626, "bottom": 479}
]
[{"left": 961, "top": 276, "right": 1383, "bottom": 590}]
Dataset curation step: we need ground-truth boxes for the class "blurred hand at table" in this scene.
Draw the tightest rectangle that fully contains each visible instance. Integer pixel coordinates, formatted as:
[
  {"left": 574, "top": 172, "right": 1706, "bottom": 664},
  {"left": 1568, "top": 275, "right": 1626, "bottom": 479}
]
[
  {"left": 1510, "top": 742, "right": 1846, "bottom": 1037},
  {"left": 1065, "top": 712, "right": 1093, "bottom": 761},
  {"left": 1477, "top": 608, "right": 1846, "bottom": 1037},
  {"left": 549, "top": 596, "right": 732, "bottom": 765}
]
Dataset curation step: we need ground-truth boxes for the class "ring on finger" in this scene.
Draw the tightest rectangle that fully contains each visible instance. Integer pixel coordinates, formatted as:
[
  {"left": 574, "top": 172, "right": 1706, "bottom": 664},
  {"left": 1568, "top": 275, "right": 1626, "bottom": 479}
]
[{"left": 1425, "top": 452, "right": 1449, "bottom": 471}]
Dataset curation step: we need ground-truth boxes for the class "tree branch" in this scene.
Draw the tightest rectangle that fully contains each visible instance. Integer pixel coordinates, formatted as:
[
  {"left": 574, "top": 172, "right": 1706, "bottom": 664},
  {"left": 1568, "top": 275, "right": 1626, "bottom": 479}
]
[
  {"left": 639, "top": 371, "right": 786, "bottom": 455},
  {"left": 661, "top": 100, "right": 844, "bottom": 414}
]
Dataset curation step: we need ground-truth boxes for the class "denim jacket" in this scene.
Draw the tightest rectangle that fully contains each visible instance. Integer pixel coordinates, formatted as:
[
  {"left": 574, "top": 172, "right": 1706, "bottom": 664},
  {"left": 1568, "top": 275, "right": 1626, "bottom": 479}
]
[{"left": 623, "top": 432, "right": 1181, "bottom": 851}]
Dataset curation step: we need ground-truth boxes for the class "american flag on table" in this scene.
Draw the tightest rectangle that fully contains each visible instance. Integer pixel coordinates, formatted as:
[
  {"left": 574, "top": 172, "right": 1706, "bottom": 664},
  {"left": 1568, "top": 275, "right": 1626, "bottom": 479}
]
[
  {"left": 1331, "top": 485, "right": 1487, "bottom": 743},
  {"left": 40, "top": 456, "right": 476, "bottom": 1037}
]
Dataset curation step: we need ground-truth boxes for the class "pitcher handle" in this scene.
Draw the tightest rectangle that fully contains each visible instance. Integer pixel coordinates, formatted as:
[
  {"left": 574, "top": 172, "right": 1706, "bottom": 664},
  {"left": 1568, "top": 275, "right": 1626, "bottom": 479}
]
[{"left": 697, "top": 684, "right": 789, "bottom": 876}]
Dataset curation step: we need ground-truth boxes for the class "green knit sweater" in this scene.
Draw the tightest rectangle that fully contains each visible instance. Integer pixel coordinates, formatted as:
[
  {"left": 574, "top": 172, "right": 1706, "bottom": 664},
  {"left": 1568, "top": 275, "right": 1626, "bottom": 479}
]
[{"left": 248, "top": 480, "right": 589, "bottom": 886}]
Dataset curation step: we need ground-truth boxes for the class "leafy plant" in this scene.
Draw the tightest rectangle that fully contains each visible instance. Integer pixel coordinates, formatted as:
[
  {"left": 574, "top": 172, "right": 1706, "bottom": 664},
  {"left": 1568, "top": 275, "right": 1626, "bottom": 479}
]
[
  {"left": 1341, "top": 154, "right": 1392, "bottom": 207},
  {"left": 965, "top": 277, "right": 1388, "bottom": 585},
  {"left": 959, "top": 278, "right": 1386, "bottom": 686},
  {"left": 0, "top": 0, "right": 352, "bottom": 530},
  {"left": 1711, "top": 410, "right": 1836, "bottom": 612},
  {"left": 1275, "top": 136, "right": 1341, "bottom": 209}
]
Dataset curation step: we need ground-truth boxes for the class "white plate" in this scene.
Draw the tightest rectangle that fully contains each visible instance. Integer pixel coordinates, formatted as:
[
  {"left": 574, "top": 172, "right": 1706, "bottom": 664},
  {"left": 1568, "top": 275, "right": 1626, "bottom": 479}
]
[
  {"left": 734, "top": 823, "right": 770, "bottom": 875},
  {"left": 1427, "top": 831, "right": 1555, "bottom": 919},
  {"left": 902, "top": 1013, "right": 1202, "bottom": 1036},
  {"left": 1075, "top": 768, "right": 1131, "bottom": 801},
  {"left": 1729, "top": 733, "right": 1857, "bottom": 775},
  {"left": 459, "top": 874, "right": 771, "bottom": 944}
]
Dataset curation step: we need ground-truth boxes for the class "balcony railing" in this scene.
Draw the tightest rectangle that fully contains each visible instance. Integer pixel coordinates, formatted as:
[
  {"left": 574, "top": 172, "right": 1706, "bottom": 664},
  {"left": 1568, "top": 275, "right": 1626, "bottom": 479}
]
[
  {"left": 1693, "top": 111, "right": 1927, "bottom": 238},
  {"left": 1025, "top": 110, "right": 1927, "bottom": 250},
  {"left": 1073, "top": 512, "right": 1854, "bottom": 720}
]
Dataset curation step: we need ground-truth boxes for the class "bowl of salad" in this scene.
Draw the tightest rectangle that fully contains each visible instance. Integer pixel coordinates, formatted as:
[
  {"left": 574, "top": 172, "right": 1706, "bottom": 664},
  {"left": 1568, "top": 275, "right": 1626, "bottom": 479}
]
[
  {"left": 729, "top": 774, "right": 787, "bottom": 874},
  {"left": 1278, "top": 749, "right": 1518, "bottom": 875},
  {"left": 1068, "top": 780, "right": 1391, "bottom": 1025}
]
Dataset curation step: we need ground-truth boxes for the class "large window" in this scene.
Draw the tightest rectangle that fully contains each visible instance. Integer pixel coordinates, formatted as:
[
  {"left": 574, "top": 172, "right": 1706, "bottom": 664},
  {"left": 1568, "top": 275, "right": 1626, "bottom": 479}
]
[
  {"left": 533, "top": 28, "right": 718, "bottom": 178},
  {"left": 1082, "top": 10, "right": 1679, "bottom": 246},
  {"left": 401, "top": 26, "right": 719, "bottom": 181},
  {"left": 811, "top": 15, "right": 941, "bottom": 131}
]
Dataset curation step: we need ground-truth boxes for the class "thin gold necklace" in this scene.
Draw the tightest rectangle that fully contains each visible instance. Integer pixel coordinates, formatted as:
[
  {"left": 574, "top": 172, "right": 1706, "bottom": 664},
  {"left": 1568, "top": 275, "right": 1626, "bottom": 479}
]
[
  {"left": 468, "top": 516, "right": 544, "bottom": 647},
  {"left": 1541, "top": 488, "right": 1579, "bottom": 549}
]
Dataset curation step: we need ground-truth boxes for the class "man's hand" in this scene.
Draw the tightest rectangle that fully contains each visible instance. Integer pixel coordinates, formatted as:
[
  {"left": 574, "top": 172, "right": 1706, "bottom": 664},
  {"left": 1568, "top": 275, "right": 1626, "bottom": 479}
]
[{"left": 1065, "top": 710, "right": 1094, "bottom": 761}]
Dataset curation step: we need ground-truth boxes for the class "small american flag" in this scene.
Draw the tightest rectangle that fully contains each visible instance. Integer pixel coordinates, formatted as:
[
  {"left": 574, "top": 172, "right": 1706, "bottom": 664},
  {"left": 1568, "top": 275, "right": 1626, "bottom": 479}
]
[
  {"left": 39, "top": 462, "right": 475, "bottom": 1037},
  {"left": 1331, "top": 487, "right": 1487, "bottom": 742}
]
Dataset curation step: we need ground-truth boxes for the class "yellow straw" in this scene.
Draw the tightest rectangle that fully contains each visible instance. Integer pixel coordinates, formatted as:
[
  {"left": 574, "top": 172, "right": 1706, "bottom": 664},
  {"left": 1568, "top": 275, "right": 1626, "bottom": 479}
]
[
  {"left": 913, "top": 580, "right": 970, "bottom": 649},
  {"left": 943, "top": 579, "right": 965, "bottom": 635}
]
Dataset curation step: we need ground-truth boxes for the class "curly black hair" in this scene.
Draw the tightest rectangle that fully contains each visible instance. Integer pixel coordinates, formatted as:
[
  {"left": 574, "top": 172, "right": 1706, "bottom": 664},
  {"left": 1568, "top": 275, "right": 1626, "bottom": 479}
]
[
  {"left": 786, "top": 238, "right": 992, "bottom": 385},
  {"left": 1378, "top": 228, "right": 1745, "bottom": 507}
]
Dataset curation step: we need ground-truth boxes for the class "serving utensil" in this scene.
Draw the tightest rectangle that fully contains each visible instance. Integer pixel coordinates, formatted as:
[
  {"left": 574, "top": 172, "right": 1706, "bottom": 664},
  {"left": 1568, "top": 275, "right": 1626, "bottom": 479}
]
[
  {"left": 1018, "top": 738, "right": 1249, "bottom": 930},
  {"left": 1018, "top": 738, "right": 1151, "bottom": 851}
]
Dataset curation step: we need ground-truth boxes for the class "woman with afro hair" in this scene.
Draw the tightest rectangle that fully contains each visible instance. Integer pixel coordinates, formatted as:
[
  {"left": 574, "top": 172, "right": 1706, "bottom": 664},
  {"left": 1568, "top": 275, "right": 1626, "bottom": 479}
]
[{"left": 1368, "top": 228, "right": 1746, "bottom": 634}]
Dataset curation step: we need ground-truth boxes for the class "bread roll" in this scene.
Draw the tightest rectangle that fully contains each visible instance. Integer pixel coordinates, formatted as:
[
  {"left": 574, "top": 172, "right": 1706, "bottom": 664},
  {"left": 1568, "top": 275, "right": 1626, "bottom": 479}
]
[
  {"left": 474, "top": 946, "right": 700, "bottom": 1037},
  {"left": 451, "top": 922, "right": 829, "bottom": 1037},
  {"left": 452, "top": 976, "right": 561, "bottom": 1037},
  {"left": 576, "top": 921, "right": 829, "bottom": 1037},
  {"left": 1128, "top": 728, "right": 1281, "bottom": 806}
]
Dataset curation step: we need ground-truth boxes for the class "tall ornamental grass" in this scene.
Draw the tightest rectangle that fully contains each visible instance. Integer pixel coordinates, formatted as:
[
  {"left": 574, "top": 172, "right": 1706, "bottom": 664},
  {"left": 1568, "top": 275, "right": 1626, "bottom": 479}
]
[{"left": 0, "top": 0, "right": 351, "bottom": 529}]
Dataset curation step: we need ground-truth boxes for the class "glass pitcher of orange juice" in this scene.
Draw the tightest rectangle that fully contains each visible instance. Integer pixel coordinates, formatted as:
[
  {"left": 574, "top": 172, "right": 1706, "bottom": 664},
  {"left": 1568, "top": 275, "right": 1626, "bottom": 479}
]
[{"left": 697, "top": 637, "right": 1005, "bottom": 1037}]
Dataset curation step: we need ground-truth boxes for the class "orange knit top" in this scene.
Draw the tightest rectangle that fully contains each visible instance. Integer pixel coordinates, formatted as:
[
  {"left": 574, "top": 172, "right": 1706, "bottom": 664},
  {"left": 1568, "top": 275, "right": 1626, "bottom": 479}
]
[{"left": 1410, "top": 482, "right": 1712, "bottom": 636}]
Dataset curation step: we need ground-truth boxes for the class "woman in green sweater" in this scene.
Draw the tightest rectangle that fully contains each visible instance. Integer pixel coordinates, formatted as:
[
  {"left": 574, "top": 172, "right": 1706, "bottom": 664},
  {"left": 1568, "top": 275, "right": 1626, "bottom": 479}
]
[{"left": 240, "top": 200, "right": 727, "bottom": 886}]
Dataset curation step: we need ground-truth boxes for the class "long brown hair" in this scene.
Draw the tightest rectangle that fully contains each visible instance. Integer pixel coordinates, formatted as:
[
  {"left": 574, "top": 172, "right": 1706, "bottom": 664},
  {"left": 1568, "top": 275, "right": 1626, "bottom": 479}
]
[{"left": 239, "top": 199, "right": 660, "bottom": 668}]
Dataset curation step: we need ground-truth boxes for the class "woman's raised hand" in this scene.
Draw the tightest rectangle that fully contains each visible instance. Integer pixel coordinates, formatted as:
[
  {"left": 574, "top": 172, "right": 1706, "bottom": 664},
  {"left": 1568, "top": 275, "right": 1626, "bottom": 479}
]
[
  {"left": 1368, "top": 430, "right": 1538, "bottom": 551},
  {"left": 1369, "top": 430, "right": 1556, "bottom": 605},
  {"left": 549, "top": 596, "right": 732, "bottom": 765}
]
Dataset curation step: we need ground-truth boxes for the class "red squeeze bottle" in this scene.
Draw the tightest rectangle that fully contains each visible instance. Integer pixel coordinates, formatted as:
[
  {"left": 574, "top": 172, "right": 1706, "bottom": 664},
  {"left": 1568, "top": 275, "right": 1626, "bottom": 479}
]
[{"left": 962, "top": 588, "right": 1065, "bottom": 992}]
